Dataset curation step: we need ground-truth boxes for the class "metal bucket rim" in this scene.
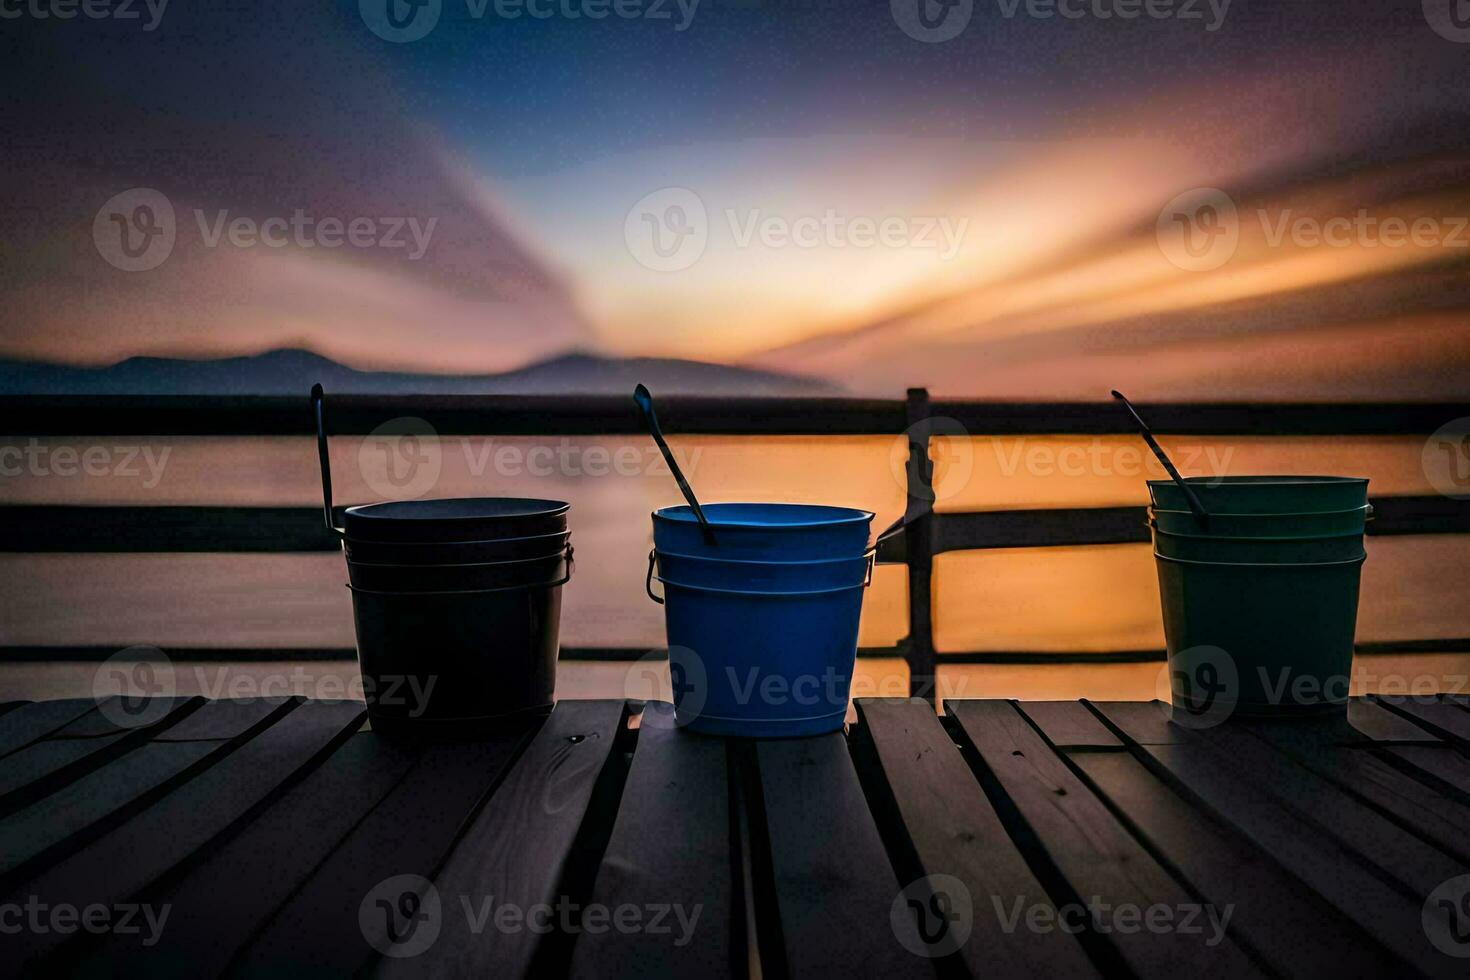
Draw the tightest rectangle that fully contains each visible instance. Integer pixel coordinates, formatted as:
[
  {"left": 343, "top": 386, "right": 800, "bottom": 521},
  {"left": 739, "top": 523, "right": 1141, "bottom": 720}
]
[
  {"left": 653, "top": 546, "right": 875, "bottom": 568},
  {"left": 1147, "top": 476, "right": 1368, "bottom": 488},
  {"left": 1149, "top": 504, "right": 1372, "bottom": 520},
  {"left": 653, "top": 502, "right": 875, "bottom": 530},
  {"left": 654, "top": 575, "right": 868, "bottom": 597},
  {"left": 1153, "top": 551, "right": 1366, "bottom": 568},
  {"left": 345, "top": 548, "right": 571, "bottom": 574},
  {"left": 343, "top": 529, "right": 570, "bottom": 549},
  {"left": 1148, "top": 522, "right": 1365, "bottom": 544}
]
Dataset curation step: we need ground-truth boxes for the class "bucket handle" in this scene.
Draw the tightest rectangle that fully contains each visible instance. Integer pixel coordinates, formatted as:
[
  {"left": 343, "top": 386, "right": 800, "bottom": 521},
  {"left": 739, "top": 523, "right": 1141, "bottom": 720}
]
[
  {"left": 646, "top": 549, "right": 664, "bottom": 604},
  {"left": 311, "top": 384, "right": 346, "bottom": 539},
  {"left": 644, "top": 548, "right": 876, "bottom": 604}
]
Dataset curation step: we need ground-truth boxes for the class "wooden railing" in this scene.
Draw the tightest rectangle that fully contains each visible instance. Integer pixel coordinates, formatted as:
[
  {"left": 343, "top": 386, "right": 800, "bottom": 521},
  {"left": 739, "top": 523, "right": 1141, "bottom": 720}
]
[{"left": 3, "top": 391, "right": 1469, "bottom": 698}]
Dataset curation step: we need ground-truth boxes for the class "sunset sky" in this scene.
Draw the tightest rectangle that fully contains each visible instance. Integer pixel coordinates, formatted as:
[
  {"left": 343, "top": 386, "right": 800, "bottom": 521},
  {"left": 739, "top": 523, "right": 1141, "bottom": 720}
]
[{"left": 3, "top": 0, "right": 1469, "bottom": 397}]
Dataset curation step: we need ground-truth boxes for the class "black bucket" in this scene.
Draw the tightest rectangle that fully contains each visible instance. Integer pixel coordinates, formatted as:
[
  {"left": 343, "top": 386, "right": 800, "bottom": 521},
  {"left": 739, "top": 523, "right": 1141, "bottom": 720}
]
[{"left": 312, "top": 386, "right": 572, "bottom": 736}]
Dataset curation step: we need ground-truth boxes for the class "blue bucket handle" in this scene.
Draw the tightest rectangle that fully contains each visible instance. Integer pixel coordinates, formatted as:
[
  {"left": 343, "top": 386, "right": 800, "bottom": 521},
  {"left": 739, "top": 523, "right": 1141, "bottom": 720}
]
[{"left": 644, "top": 548, "right": 874, "bottom": 604}]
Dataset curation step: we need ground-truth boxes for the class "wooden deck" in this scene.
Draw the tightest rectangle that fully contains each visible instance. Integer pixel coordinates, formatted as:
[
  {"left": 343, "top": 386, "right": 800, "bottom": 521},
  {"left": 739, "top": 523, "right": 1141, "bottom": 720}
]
[{"left": 1, "top": 695, "right": 1468, "bottom": 977}]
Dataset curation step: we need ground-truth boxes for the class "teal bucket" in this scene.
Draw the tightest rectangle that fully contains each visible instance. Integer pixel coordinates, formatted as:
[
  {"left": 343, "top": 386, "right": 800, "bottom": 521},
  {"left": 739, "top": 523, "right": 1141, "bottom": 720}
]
[
  {"left": 1148, "top": 476, "right": 1368, "bottom": 515},
  {"left": 1150, "top": 524, "right": 1366, "bottom": 564},
  {"left": 1150, "top": 475, "right": 1370, "bottom": 720},
  {"left": 646, "top": 503, "right": 878, "bottom": 737},
  {"left": 1150, "top": 505, "right": 1372, "bottom": 538},
  {"left": 1156, "top": 553, "right": 1364, "bottom": 718}
]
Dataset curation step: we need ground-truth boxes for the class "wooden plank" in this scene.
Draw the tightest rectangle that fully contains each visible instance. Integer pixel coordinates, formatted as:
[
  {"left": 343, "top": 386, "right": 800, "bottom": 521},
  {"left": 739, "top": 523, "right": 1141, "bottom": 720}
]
[
  {"left": 1016, "top": 700, "right": 1122, "bottom": 749},
  {"left": 1089, "top": 702, "right": 1462, "bottom": 977},
  {"left": 229, "top": 727, "right": 532, "bottom": 975},
  {"left": 0, "top": 699, "right": 366, "bottom": 971},
  {"left": 0, "top": 700, "right": 106, "bottom": 758},
  {"left": 0, "top": 698, "right": 200, "bottom": 814},
  {"left": 1246, "top": 723, "right": 1470, "bottom": 865},
  {"left": 75, "top": 730, "right": 422, "bottom": 978},
  {"left": 1157, "top": 722, "right": 1465, "bottom": 899},
  {"left": 379, "top": 699, "right": 630, "bottom": 979},
  {"left": 49, "top": 697, "right": 194, "bottom": 737},
  {"left": 947, "top": 700, "right": 1259, "bottom": 977},
  {"left": 150, "top": 697, "right": 300, "bottom": 740},
  {"left": 751, "top": 733, "right": 928, "bottom": 979},
  {"left": 854, "top": 699, "right": 1097, "bottom": 978},
  {"left": 568, "top": 702, "right": 736, "bottom": 979},
  {"left": 0, "top": 698, "right": 293, "bottom": 879},
  {"left": 1373, "top": 695, "right": 1470, "bottom": 748},
  {"left": 1380, "top": 745, "right": 1470, "bottom": 798},
  {"left": 1072, "top": 749, "right": 1408, "bottom": 976},
  {"left": 1085, "top": 701, "right": 1191, "bottom": 745},
  {"left": 1347, "top": 698, "right": 1443, "bottom": 742}
]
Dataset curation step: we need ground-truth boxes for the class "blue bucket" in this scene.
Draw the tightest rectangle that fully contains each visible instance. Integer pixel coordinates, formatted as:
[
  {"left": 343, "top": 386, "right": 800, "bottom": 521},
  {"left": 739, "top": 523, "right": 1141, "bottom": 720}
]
[
  {"left": 646, "top": 502, "right": 881, "bottom": 736},
  {"left": 653, "top": 549, "right": 873, "bottom": 592},
  {"left": 651, "top": 576, "right": 867, "bottom": 737},
  {"left": 652, "top": 502, "right": 874, "bottom": 560}
]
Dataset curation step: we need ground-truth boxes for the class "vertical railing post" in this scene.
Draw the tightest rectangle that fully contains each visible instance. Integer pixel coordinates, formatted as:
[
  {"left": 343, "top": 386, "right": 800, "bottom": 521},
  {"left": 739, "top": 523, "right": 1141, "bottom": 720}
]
[{"left": 901, "top": 388, "right": 937, "bottom": 703}]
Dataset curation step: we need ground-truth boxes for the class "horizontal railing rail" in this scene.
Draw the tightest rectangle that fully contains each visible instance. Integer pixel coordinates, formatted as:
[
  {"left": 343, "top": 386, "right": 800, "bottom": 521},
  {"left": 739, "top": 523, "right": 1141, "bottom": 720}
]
[
  {"left": 3, "top": 395, "right": 1467, "bottom": 436},
  {"left": 3, "top": 390, "right": 1469, "bottom": 698}
]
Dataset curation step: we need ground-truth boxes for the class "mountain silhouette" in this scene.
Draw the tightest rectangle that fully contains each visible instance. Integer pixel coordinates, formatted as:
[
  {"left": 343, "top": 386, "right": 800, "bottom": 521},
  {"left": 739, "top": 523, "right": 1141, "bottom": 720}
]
[{"left": 0, "top": 349, "right": 841, "bottom": 396}]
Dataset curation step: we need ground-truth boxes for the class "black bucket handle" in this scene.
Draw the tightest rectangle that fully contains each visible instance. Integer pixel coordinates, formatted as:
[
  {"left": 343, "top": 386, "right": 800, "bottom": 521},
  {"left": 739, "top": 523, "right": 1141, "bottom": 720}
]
[{"left": 311, "top": 384, "right": 346, "bottom": 539}]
